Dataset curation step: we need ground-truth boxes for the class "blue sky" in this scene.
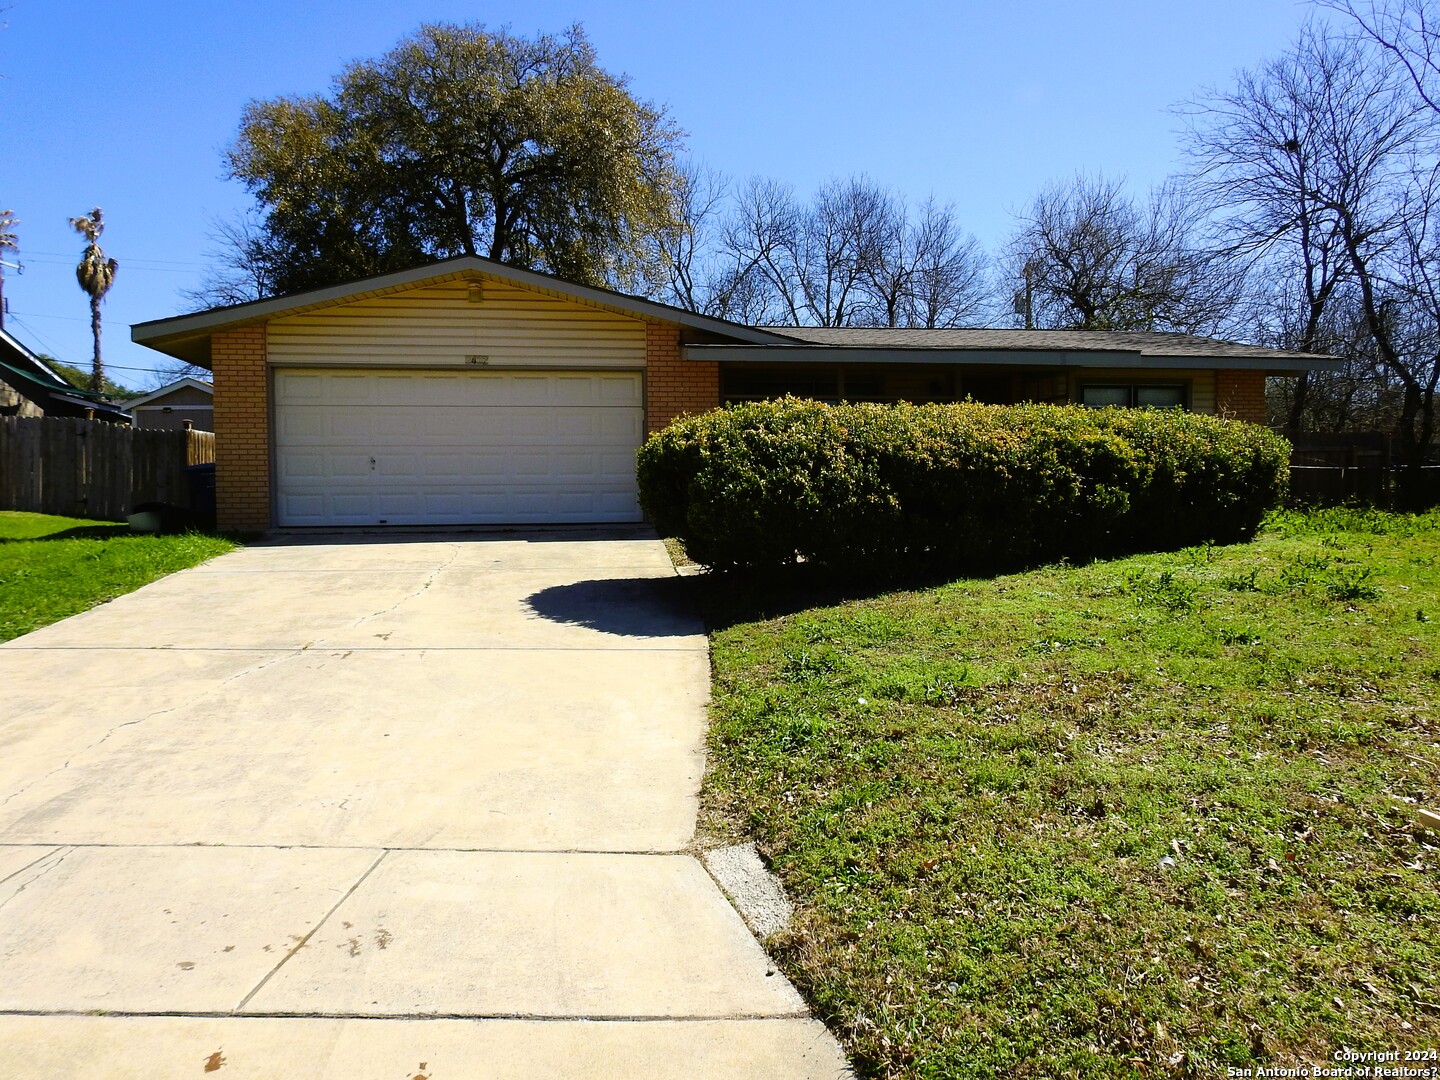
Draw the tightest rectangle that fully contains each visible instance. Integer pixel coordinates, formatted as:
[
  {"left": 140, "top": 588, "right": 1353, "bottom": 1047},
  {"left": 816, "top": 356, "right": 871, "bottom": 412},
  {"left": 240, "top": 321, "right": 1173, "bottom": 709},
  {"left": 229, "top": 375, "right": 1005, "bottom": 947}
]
[{"left": 2, "top": 0, "right": 1325, "bottom": 389}]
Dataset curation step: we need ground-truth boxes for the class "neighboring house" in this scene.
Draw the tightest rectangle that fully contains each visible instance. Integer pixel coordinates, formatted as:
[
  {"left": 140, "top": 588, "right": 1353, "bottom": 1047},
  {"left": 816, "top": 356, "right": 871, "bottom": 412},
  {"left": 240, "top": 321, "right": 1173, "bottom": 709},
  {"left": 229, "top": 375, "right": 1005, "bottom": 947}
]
[
  {"left": 0, "top": 327, "right": 131, "bottom": 422},
  {"left": 131, "top": 255, "right": 1340, "bottom": 533},
  {"left": 126, "top": 377, "right": 213, "bottom": 431}
]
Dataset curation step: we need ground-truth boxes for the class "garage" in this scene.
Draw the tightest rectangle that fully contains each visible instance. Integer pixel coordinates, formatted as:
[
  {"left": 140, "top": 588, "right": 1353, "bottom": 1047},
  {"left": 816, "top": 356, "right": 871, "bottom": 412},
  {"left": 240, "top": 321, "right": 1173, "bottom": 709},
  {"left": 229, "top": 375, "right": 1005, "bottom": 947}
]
[
  {"left": 130, "top": 257, "right": 778, "bottom": 532},
  {"left": 273, "top": 368, "right": 644, "bottom": 526}
]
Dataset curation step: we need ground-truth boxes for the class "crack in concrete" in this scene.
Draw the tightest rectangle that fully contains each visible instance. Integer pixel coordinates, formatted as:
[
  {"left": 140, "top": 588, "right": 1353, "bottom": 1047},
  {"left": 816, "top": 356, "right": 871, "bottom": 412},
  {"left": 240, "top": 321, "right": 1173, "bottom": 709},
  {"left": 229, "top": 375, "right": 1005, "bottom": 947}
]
[
  {"left": 328, "top": 546, "right": 463, "bottom": 641},
  {"left": 0, "top": 650, "right": 304, "bottom": 811},
  {"left": 0, "top": 848, "right": 73, "bottom": 917},
  {"left": 0, "top": 846, "right": 61, "bottom": 887},
  {"left": 0, "top": 847, "right": 62, "bottom": 888}
]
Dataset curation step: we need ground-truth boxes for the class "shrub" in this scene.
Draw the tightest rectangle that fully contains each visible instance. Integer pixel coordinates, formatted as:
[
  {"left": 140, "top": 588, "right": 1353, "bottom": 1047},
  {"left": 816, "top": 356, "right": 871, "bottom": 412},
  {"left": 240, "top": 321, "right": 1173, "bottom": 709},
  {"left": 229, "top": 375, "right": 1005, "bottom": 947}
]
[{"left": 637, "top": 398, "right": 1290, "bottom": 573}]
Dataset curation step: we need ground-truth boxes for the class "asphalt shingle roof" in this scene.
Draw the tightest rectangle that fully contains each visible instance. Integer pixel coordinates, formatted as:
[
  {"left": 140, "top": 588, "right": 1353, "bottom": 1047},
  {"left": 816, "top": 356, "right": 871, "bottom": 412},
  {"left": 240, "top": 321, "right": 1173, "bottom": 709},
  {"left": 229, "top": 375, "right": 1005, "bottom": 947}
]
[{"left": 755, "top": 326, "right": 1328, "bottom": 362}]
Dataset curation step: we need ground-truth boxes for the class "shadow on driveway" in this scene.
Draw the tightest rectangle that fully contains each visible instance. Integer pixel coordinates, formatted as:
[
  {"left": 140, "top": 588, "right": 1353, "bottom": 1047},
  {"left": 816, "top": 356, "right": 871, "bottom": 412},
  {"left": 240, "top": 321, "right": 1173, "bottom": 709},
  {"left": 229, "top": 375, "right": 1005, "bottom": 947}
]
[{"left": 523, "top": 576, "right": 702, "bottom": 639}]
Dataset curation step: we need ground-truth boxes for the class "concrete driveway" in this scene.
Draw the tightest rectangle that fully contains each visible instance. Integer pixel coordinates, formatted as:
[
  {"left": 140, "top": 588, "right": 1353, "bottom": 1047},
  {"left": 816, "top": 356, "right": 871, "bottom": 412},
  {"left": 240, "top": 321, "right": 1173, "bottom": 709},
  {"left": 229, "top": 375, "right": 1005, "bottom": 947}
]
[{"left": 0, "top": 532, "right": 849, "bottom": 1078}]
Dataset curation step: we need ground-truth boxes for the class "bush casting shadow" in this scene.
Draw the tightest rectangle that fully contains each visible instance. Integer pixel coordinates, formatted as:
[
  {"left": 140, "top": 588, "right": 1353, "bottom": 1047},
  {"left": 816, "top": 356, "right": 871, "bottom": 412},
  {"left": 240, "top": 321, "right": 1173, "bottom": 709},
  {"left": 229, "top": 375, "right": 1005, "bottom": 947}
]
[
  {"left": 523, "top": 575, "right": 702, "bottom": 638},
  {"left": 638, "top": 400, "right": 1290, "bottom": 577}
]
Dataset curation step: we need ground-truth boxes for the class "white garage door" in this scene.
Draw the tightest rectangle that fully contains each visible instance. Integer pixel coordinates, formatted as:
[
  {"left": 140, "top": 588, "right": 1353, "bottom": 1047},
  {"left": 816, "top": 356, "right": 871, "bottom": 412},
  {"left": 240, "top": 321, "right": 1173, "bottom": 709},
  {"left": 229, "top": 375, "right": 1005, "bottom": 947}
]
[{"left": 274, "top": 369, "right": 644, "bottom": 526}]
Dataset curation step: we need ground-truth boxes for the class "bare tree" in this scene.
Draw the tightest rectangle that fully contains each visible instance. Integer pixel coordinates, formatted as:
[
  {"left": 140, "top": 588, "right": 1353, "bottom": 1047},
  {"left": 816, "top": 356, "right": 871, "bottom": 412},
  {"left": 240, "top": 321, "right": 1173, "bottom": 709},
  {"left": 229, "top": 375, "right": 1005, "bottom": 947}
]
[
  {"left": 1249, "top": 276, "right": 1400, "bottom": 430},
  {"left": 1181, "top": 28, "right": 1385, "bottom": 427},
  {"left": 1186, "top": 23, "right": 1440, "bottom": 469},
  {"left": 720, "top": 175, "right": 805, "bottom": 325},
  {"left": 904, "top": 198, "right": 994, "bottom": 328},
  {"left": 715, "top": 176, "right": 995, "bottom": 329},
  {"left": 718, "top": 176, "right": 884, "bottom": 326},
  {"left": 1374, "top": 168, "right": 1440, "bottom": 468},
  {"left": 859, "top": 195, "right": 992, "bottom": 328},
  {"left": 1005, "top": 173, "right": 1235, "bottom": 333},
  {"left": 1319, "top": 0, "right": 1440, "bottom": 111},
  {"left": 646, "top": 160, "right": 729, "bottom": 314},
  {"left": 795, "top": 176, "right": 889, "bottom": 326},
  {"left": 181, "top": 209, "right": 276, "bottom": 310}
]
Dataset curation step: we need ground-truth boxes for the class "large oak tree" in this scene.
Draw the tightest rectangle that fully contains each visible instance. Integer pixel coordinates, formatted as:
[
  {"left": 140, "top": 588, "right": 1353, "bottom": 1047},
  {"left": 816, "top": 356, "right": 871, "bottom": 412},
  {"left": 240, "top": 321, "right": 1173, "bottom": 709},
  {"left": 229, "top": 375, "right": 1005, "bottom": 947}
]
[{"left": 225, "top": 23, "right": 685, "bottom": 295}]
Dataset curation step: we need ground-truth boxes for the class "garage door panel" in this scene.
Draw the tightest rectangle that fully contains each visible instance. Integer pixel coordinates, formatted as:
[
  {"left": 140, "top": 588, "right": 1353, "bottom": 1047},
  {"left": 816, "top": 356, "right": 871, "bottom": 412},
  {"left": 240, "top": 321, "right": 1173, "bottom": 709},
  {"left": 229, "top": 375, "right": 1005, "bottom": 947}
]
[
  {"left": 373, "top": 491, "right": 423, "bottom": 516},
  {"left": 327, "top": 454, "right": 375, "bottom": 480},
  {"left": 323, "top": 377, "right": 381, "bottom": 406},
  {"left": 276, "top": 372, "right": 328, "bottom": 404},
  {"left": 601, "top": 412, "right": 643, "bottom": 438},
  {"left": 274, "top": 369, "right": 644, "bottom": 526},
  {"left": 415, "top": 453, "right": 469, "bottom": 481}
]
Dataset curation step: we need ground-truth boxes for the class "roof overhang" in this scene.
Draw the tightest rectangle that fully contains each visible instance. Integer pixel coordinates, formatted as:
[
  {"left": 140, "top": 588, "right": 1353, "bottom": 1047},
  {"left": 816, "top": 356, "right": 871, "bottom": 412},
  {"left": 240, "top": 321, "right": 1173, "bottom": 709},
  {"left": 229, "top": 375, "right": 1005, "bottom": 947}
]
[
  {"left": 0, "top": 327, "right": 77, "bottom": 389},
  {"left": 132, "top": 256, "right": 792, "bottom": 366},
  {"left": 684, "top": 345, "right": 1344, "bottom": 373},
  {"left": 124, "top": 377, "right": 214, "bottom": 409}
]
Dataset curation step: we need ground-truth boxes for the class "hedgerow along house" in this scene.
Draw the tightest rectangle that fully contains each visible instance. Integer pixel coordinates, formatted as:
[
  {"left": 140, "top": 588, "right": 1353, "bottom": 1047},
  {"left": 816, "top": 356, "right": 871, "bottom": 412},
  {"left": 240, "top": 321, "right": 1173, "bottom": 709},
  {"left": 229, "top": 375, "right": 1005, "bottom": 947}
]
[{"left": 132, "top": 256, "right": 1338, "bottom": 532}]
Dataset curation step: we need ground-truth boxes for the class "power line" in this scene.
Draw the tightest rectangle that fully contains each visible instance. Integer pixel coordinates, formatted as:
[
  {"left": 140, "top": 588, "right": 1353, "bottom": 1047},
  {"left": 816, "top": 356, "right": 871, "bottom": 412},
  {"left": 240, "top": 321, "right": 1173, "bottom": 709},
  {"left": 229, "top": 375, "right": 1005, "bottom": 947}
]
[
  {"left": 5, "top": 314, "right": 185, "bottom": 379},
  {"left": 9, "top": 310, "right": 88, "bottom": 323},
  {"left": 14, "top": 254, "right": 195, "bottom": 274},
  {"left": 5, "top": 313, "right": 65, "bottom": 356},
  {"left": 20, "top": 249, "right": 208, "bottom": 268}
]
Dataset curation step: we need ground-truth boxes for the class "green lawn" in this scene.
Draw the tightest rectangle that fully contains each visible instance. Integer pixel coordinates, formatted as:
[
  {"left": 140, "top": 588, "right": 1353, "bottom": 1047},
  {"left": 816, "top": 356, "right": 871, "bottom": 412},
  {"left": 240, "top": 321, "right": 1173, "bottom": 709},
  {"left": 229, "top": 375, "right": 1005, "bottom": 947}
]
[
  {"left": 701, "top": 507, "right": 1440, "bottom": 1079},
  {"left": 0, "top": 511, "right": 237, "bottom": 642}
]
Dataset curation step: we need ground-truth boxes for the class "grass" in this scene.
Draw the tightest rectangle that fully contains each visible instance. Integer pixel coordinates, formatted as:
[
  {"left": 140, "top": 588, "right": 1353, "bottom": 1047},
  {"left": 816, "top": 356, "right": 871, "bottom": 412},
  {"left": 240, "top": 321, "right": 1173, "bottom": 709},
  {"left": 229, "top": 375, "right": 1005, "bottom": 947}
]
[
  {"left": 701, "top": 507, "right": 1440, "bottom": 1079},
  {"left": 0, "top": 511, "right": 237, "bottom": 642}
]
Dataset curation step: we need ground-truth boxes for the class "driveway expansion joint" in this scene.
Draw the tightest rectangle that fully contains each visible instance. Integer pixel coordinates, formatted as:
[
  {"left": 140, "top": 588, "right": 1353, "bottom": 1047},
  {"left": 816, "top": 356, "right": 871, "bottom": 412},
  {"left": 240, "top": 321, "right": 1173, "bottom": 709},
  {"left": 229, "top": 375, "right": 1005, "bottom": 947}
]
[
  {"left": 233, "top": 851, "right": 390, "bottom": 1014},
  {"left": 0, "top": 1008, "right": 814, "bottom": 1022},
  {"left": 0, "top": 843, "right": 694, "bottom": 855}
]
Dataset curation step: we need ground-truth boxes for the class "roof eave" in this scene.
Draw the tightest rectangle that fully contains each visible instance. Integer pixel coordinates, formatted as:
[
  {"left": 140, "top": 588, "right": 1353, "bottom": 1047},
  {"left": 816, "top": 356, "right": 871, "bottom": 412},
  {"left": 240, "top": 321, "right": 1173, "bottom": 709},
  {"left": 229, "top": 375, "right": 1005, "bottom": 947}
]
[
  {"left": 124, "top": 377, "right": 215, "bottom": 409},
  {"left": 682, "top": 344, "right": 1344, "bottom": 373},
  {"left": 132, "top": 256, "right": 792, "bottom": 362}
]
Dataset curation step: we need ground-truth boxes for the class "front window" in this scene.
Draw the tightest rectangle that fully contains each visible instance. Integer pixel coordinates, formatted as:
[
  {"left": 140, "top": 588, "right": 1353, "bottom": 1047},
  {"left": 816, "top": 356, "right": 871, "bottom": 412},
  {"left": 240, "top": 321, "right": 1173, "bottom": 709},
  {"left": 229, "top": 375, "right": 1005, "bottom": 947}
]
[{"left": 1079, "top": 383, "right": 1188, "bottom": 410}]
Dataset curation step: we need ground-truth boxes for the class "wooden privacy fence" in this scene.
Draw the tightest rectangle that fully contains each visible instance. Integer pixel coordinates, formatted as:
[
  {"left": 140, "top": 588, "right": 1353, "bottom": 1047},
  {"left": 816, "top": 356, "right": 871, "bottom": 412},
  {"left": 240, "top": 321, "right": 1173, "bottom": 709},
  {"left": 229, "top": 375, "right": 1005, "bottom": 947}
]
[
  {"left": 1284, "top": 432, "right": 1440, "bottom": 508},
  {"left": 0, "top": 417, "right": 216, "bottom": 521}
]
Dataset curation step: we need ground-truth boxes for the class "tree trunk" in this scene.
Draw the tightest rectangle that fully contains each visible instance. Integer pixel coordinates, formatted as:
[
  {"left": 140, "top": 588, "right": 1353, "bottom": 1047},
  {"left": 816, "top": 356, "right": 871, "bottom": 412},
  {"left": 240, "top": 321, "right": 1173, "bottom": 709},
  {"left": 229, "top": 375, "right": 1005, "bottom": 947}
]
[
  {"left": 1287, "top": 370, "right": 1312, "bottom": 431},
  {"left": 89, "top": 293, "right": 104, "bottom": 393}
]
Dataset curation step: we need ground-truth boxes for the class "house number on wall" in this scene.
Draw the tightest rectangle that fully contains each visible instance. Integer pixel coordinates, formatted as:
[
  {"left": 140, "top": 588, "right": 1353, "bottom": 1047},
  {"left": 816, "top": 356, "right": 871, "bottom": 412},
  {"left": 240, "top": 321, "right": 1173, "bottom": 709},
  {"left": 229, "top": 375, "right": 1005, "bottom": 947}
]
[{"left": 465, "top": 355, "right": 490, "bottom": 366}]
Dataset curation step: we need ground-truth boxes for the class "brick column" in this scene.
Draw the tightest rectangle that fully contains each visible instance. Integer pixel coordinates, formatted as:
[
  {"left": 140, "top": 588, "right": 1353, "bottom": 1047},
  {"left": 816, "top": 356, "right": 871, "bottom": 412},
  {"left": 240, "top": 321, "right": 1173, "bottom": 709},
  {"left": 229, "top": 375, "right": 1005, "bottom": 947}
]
[
  {"left": 645, "top": 322, "right": 719, "bottom": 434},
  {"left": 211, "top": 325, "right": 271, "bottom": 531},
  {"left": 1215, "top": 369, "right": 1267, "bottom": 425}
]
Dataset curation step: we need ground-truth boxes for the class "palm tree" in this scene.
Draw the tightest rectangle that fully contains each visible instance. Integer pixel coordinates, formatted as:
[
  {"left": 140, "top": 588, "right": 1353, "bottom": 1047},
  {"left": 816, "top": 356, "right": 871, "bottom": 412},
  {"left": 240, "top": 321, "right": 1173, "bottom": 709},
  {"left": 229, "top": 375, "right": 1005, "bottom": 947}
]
[{"left": 70, "top": 207, "right": 119, "bottom": 393}]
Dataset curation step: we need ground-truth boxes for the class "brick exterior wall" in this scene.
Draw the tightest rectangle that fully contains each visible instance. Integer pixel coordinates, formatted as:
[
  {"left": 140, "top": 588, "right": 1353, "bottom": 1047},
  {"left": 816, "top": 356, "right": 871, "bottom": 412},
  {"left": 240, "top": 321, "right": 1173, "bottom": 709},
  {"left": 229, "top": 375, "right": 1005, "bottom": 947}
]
[
  {"left": 645, "top": 322, "right": 718, "bottom": 433},
  {"left": 211, "top": 326, "right": 270, "bottom": 531},
  {"left": 1215, "top": 369, "right": 1267, "bottom": 425}
]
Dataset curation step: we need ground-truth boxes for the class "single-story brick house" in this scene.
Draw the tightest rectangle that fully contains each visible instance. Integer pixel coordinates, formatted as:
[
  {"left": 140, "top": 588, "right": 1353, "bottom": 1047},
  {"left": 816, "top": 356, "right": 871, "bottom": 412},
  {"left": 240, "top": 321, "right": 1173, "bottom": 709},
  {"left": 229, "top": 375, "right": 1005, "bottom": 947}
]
[
  {"left": 131, "top": 255, "right": 1338, "bottom": 532},
  {"left": 125, "top": 377, "right": 213, "bottom": 431}
]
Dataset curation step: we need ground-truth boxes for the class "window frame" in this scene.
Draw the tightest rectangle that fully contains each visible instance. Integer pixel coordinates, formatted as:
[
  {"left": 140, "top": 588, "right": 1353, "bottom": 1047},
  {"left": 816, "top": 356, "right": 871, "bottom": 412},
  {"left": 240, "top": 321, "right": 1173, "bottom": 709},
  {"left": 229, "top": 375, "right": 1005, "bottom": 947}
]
[{"left": 1077, "top": 381, "right": 1190, "bottom": 411}]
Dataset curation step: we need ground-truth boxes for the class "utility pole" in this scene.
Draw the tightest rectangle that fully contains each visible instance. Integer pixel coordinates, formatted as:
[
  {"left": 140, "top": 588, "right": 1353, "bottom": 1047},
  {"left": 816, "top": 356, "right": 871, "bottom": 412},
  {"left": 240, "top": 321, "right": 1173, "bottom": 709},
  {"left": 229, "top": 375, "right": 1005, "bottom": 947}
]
[
  {"left": 0, "top": 210, "right": 19, "bottom": 332},
  {"left": 1012, "top": 258, "right": 1038, "bottom": 330}
]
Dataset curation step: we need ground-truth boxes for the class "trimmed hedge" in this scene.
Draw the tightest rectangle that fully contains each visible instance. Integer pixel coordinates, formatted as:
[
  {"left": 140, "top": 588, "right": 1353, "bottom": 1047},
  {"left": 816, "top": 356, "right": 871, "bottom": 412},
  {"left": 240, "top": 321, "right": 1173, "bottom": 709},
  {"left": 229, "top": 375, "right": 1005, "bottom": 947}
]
[{"left": 636, "top": 398, "right": 1291, "bottom": 573}]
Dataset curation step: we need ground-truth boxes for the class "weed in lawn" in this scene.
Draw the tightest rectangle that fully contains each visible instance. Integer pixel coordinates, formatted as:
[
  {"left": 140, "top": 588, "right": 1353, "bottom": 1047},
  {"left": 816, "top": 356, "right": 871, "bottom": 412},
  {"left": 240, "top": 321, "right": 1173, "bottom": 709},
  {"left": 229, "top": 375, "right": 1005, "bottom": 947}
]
[
  {"left": 1125, "top": 568, "right": 1202, "bottom": 611},
  {"left": 1221, "top": 566, "right": 1264, "bottom": 592},
  {"left": 1323, "top": 565, "right": 1381, "bottom": 602},
  {"left": 780, "top": 648, "right": 842, "bottom": 683},
  {"left": 1277, "top": 551, "right": 1332, "bottom": 589}
]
